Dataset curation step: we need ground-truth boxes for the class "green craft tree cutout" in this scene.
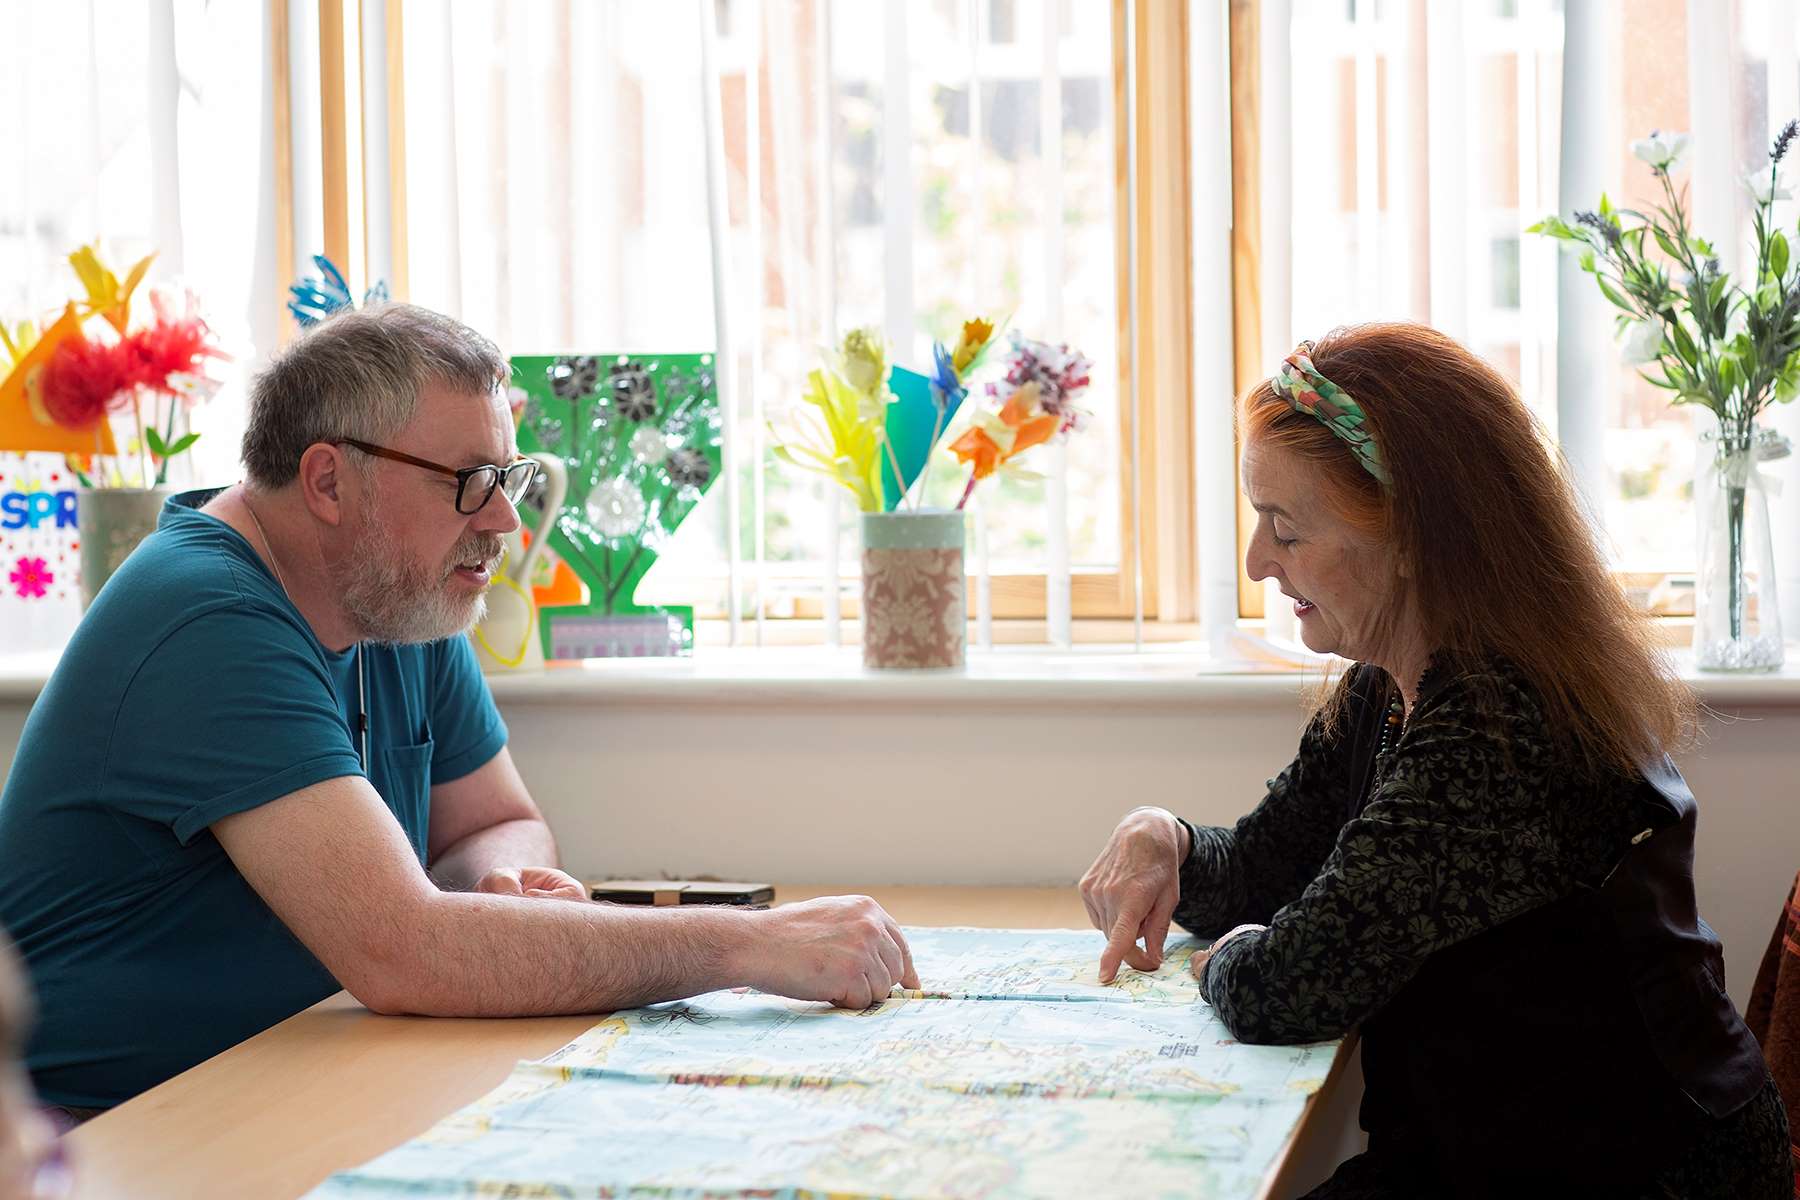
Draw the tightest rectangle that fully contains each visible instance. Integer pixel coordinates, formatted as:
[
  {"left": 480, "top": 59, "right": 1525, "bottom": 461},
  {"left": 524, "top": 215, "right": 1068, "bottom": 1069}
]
[{"left": 513, "top": 353, "right": 722, "bottom": 657}]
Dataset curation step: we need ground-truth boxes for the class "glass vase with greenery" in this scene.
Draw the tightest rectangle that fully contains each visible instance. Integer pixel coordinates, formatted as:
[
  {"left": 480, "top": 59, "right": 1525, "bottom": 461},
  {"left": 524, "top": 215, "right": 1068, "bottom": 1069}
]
[{"left": 1532, "top": 122, "right": 1800, "bottom": 669}]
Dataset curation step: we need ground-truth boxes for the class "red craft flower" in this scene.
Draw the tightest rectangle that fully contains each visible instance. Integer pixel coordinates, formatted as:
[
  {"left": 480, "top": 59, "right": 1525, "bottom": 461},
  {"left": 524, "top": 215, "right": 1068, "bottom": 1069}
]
[
  {"left": 39, "top": 332, "right": 132, "bottom": 431},
  {"left": 119, "top": 291, "right": 226, "bottom": 396},
  {"left": 8, "top": 556, "right": 53, "bottom": 600}
]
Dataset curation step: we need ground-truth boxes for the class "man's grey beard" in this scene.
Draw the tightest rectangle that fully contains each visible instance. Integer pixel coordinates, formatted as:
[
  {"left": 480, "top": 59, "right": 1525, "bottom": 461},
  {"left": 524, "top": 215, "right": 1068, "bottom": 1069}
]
[{"left": 338, "top": 506, "right": 504, "bottom": 645}]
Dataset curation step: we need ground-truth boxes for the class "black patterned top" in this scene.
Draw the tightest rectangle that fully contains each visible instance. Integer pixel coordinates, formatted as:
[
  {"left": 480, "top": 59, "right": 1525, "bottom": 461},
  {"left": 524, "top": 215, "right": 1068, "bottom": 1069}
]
[
  {"left": 1180, "top": 660, "right": 1655, "bottom": 1043},
  {"left": 1176, "top": 659, "right": 1789, "bottom": 1194}
]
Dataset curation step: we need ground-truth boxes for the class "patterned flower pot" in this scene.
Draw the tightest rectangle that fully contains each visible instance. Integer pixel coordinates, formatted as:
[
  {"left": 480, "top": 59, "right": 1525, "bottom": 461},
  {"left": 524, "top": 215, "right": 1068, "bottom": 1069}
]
[
  {"left": 860, "top": 510, "right": 966, "bottom": 669},
  {"left": 78, "top": 486, "right": 171, "bottom": 608}
]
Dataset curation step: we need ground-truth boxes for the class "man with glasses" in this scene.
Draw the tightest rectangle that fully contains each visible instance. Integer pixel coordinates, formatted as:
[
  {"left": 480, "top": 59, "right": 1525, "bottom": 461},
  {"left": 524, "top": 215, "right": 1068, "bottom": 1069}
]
[{"left": 0, "top": 304, "right": 916, "bottom": 1117}]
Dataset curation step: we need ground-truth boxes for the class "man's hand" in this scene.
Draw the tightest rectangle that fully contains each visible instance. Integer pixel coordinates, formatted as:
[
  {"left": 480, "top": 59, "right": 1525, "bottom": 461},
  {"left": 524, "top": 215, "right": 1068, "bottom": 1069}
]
[
  {"left": 473, "top": 866, "right": 589, "bottom": 900},
  {"left": 728, "top": 895, "right": 920, "bottom": 1010},
  {"left": 1080, "top": 807, "right": 1189, "bottom": 984}
]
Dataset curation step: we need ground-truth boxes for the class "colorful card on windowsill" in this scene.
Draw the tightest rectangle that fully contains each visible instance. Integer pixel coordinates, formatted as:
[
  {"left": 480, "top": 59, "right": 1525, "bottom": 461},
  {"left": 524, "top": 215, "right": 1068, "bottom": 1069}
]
[{"left": 512, "top": 353, "right": 723, "bottom": 660}]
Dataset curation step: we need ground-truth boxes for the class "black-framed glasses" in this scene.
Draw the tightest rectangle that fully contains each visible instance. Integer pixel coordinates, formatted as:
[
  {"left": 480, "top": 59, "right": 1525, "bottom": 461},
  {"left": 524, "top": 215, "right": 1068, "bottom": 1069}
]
[{"left": 333, "top": 438, "right": 539, "bottom": 515}]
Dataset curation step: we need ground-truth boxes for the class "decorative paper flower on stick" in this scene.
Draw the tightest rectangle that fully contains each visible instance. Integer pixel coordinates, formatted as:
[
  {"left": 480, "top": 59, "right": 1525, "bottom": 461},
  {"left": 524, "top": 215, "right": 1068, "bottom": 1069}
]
[
  {"left": 0, "top": 321, "right": 40, "bottom": 373},
  {"left": 833, "top": 328, "right": 890, "bottom": 400},
  {"left": 948, "top": 333, "right": 1092, "bottom": 510},
  {"left": 14, "top": 245, "right": 229, "bottom": 486},
  {"left": 772, "top": 327, "right": 894, "bottom": 513},
  {"left": 39, "top": 332, "right": 134, "bottom": 431},
  {"left": 875, "top": 316, "right": 1002, "bottom": 510},
  {"left": 68, "top": 243, "right": 156, "bottom": 337},
  {"left": 123, "top": 290, "right": 228, "bottom": 403},
  {"left": 287, "top": 254, "right": 389, "bottom": 328}
]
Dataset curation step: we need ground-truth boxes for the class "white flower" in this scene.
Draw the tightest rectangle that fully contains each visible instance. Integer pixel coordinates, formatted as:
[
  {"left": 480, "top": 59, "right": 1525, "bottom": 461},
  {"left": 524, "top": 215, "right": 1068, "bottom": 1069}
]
[
  {"left": 1620, "top": 320, "right": 1664, "bottom": 365},
  {"left": 585, "top": 477, "right": 646, "bottom": 539},
  {"left": 628, "top": 426, "right": 670, "bottom": 466},
  {"left": 1743, "top": 166, "right": 1793, "bottom": 205},
  {"left": 1631, "top": 130, "right": 1691, "bottom": 171}
]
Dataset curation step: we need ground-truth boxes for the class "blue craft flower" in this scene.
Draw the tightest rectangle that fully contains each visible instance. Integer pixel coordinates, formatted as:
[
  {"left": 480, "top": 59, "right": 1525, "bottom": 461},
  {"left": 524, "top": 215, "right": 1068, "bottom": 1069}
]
[
  {"left": 287, "top": 255, "right": 386, "bottom": 328},
  {"left": 929, "top": 343, "right": 967, "bottom": 412}
]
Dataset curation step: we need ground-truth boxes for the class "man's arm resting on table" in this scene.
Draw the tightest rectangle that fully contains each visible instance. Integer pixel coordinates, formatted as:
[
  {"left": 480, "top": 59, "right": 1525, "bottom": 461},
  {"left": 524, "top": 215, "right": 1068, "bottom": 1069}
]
[
  {"left": 212, "top": 775, "right": 919, "bottom": 1016},
  {"left": 425, "top": 748, "right": 582, "bottom": 897}
]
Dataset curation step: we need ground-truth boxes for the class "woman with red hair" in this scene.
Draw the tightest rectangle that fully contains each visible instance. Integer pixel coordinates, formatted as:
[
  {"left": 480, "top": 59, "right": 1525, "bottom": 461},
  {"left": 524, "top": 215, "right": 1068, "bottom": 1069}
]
[{"left": 1081, "top": 323, "right": 1788, "bottom": 1196}]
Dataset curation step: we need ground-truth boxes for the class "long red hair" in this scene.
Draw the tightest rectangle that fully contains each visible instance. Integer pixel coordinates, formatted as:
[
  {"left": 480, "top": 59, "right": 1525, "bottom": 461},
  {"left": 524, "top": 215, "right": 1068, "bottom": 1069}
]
[{"left": 1240, "top": 322, "right": 1696, "bottom": 773}]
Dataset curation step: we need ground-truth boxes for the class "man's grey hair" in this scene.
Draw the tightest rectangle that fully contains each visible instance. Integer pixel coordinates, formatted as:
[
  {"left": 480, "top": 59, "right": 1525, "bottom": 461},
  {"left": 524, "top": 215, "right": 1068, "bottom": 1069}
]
[{"left": 242, "top": 304, "right": 510, "bottom": 488}]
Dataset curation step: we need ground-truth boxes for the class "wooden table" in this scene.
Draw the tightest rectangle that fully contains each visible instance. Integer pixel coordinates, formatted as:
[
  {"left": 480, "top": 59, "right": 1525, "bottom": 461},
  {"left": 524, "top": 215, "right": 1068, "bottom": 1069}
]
[{"left": 64, "top": 886, "right": 1358, "bottom": 1199}]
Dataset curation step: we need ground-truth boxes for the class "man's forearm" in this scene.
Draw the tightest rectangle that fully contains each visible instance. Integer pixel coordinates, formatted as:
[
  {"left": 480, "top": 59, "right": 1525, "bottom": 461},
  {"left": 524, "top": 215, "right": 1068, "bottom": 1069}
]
[
  {"left": 360, "top": 891, "right": 759, "bottom": 1018},
  {"left": 430, "top": 817, "right": 561, "bottom": 891}
]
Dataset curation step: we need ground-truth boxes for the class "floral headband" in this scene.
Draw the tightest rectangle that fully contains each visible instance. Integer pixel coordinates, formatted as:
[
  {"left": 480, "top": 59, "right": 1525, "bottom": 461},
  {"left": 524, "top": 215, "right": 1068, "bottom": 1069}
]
[{"left": 1270, "top": 343, "right": 1389, "bottom": 485}]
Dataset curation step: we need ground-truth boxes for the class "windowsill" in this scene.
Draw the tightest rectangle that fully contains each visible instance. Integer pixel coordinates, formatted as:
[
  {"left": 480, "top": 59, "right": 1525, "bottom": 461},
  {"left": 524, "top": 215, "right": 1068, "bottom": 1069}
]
[{"left": 8, "top": 639, "right": 1800, "bottom": 710}]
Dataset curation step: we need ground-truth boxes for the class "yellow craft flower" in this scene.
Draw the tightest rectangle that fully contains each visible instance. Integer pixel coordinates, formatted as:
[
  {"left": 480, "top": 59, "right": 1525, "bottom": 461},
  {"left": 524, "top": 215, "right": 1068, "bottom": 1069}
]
[
  {"left": 68, "top": 243, "right": 157, "bottom": 337},
  {"left": 0, "top": 320, "right": 38, "bottom": 371},
  {"left": 951, "top": 317, "right": 995, "bottom": 374},
  {"left": 770, "top": 367, "right": 887, "bottom": 512},
  {"left": 835, "top": 327, "right": 890, "bottom": 398}
]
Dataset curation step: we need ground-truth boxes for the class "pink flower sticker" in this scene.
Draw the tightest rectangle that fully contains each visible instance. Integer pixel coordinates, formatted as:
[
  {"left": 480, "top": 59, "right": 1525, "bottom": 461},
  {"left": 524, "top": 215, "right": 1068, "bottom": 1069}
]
[{"left": 9, "top": 556, "right": 53, "bottom": 600}]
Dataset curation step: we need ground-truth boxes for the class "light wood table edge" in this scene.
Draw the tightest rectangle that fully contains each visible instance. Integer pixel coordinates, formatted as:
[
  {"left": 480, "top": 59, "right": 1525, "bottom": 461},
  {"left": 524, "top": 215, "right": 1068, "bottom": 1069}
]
[{"left": 1257, "top": 1029, "right": 1360, "bottom": 1200}]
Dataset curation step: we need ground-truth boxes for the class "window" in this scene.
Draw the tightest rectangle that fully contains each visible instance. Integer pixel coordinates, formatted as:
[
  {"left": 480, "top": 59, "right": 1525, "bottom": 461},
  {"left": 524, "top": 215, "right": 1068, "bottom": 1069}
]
[
  {"left": 1259, "top": 0, "right": 1796, "bottom": 621},
  {"left": 0, "top": 1, "right": 268, "bottom": 654},
  {"left": 388, "top": 0, "right": 1138, "bottom": 638}
]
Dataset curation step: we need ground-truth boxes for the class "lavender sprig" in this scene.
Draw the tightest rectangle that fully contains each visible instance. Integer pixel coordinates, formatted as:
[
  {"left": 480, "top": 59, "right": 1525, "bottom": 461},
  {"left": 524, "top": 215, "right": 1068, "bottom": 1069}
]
[{"left": 1773, "top": 119, "right": 1798, "bottom": 166}]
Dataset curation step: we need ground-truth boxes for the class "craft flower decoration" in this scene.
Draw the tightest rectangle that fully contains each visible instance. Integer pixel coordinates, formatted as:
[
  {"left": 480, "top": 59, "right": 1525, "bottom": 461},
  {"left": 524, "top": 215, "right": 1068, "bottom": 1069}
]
[
  {"left": 776, "top": 317, "right": 1003, "bottom": 512},
  {"left": 835, "top": 328, "right": 890, "bottom": 401},
  {"left": 892, "top": 317, "right": 1004, "bottom": 508},
  {"left": 69, "top": 244, "right": 155, "bottom": 337},
  {"left": 772, "top": 327, "right": 894, "bottom": 513},
  {"left": 287, "top": 254, "right": 390, "bottom": 328},
  {"left": 948, "top": 334, "right": 1092, "bottom": 509},
  {"left": 2, "top": 244, "right": 228, "bottom": 487},
  {"left": 951, "top": 317, "right": 995, "bottom": 375}
]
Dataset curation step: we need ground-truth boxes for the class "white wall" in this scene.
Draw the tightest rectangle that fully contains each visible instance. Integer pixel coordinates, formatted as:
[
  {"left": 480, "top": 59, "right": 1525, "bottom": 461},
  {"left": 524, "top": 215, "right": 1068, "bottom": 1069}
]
[{"left": 1, "top": 665, "right": 1796, "bottom": 1010}]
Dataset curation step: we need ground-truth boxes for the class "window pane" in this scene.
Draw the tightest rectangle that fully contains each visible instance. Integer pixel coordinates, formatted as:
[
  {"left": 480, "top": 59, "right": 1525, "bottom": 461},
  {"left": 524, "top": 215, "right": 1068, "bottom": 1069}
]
[
  {"left": 1579, "top": 8, "right": 1683, "bottom": 570},
  {"left": 1279, "top": 3, "right": 1769, "bottom": 580}
]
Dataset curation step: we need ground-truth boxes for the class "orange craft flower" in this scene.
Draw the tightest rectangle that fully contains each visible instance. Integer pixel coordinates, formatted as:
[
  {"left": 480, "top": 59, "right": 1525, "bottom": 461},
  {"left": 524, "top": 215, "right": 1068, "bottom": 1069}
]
[
  {"left": 950, "top": 335, "right": 1092, "bottom": 510},
  {"left": 948, "top": 381, "right": 1064, "bottom": 487},
  {"left": 948, "top": 426, "right": 1001, "bottom": 480}
]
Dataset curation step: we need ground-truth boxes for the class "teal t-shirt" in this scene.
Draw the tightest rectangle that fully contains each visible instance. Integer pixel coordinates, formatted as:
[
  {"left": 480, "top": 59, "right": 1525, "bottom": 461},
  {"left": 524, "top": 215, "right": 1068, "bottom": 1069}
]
[{"left": 0, "top": 489, "right": 508, "bottom": 1108}]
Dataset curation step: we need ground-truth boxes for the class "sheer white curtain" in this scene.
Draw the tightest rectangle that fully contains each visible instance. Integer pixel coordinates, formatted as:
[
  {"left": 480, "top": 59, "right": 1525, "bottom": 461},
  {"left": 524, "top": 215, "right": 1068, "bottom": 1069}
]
[
  {"left": 397, "top": 0, "right": 1122, "bottom": 636},
  {"left": 1264, "top": 0, "right": 1794, "bottom": 611},
  {"left": 0, "top": 0, "right": 275, "bottom": 653}
]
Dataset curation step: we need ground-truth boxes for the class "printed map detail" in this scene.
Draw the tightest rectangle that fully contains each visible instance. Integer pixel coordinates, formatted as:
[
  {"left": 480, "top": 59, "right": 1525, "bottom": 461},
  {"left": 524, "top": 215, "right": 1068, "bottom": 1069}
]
[{"left": 308, "top": 927, "right": 1341, "bottom": 1199}]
